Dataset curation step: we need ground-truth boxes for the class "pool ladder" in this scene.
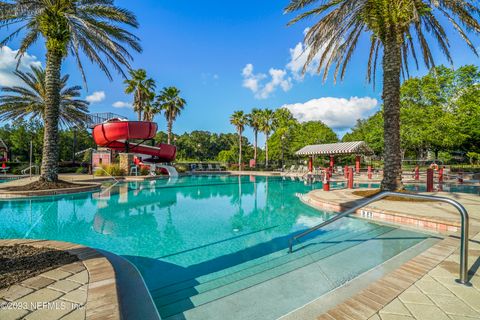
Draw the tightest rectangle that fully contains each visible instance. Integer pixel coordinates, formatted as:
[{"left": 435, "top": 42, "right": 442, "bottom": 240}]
[{"left": 288, "top": 191, "right": 471, "bottom": 286}]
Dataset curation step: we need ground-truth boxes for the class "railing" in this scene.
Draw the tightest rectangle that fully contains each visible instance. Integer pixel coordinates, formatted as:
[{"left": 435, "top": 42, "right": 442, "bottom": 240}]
[
  {"left": 289, "top": 191, "right": 470, "bottom": 285},
  {"left": 93, "top": 167, "right": 119, "bottom": 183},
  {"left": 21, "top": 165, "right": 39, "bottom": 175}
]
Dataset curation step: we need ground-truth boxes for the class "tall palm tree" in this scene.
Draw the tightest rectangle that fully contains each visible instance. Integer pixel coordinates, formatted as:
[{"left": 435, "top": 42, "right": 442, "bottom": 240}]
[
  {"left": 156, "top": 87, "right": 186, "bottom": 144},
  {"left": 124, "top": 69, "right": 156, "bottom": 121},
  {"left": 259, "top": 109, "right": 275, "bottom": 167},
  {"left": 0, "top": 66, "right": 88, "bottom": 127},
  {"left": 0, "top": 0, "right": 141, "bottom": 182},
  {"left": 285, "top": 0, "right": 480, "bottom": 191},
  {"left": 230, "top": 110, "right": 248, "bottom": 170},
  {"left": 247, "top": 108, "right": 262, "bottom": 164}
]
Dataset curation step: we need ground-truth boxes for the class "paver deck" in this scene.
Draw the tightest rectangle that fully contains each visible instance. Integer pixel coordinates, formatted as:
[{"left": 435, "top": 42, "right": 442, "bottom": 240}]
[
  {"left": 298, "top": 189, "right": 480, "bottom": 320},
  {"left": 0, "top": 240, "right": 120, "bottom": 320}
]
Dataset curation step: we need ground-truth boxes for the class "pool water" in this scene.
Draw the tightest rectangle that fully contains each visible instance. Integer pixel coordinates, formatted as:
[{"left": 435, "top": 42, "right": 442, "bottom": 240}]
[{"left": 0, "top": 175, "right": 442, "bottom": 319}]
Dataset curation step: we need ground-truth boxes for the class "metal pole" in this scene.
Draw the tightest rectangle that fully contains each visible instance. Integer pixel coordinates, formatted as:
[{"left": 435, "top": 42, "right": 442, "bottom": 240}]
[{"left": 289, "top": 191, "right": 470, "bottom": 286}]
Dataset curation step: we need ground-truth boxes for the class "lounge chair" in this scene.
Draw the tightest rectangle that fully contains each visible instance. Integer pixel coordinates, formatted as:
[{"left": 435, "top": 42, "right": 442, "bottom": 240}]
[
  {"left": 207, "top": 164, "right": 214, "bottom": 171},
  {"left": 215, "top": 164, "right": 223, "bottom": 171}
]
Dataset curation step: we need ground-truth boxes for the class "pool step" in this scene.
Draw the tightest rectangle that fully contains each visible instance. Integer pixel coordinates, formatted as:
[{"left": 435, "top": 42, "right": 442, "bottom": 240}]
[
  {"left": 152, "top": 224, "right": 385, "bottom": 298},
  {"left": 154, "top": 225, "right": 396, "bottom": 318}
]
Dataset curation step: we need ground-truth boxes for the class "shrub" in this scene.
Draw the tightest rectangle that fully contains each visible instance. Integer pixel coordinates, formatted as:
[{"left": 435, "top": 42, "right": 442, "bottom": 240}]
[
  {"left": 174, "top": 163, "right": 188, "bottom": 173},
  {"left": 94, "top": 164, "right": 125, "bottom": 177},
  {"left": 140, "top": 166, "right": 150, "bottom": 176}
]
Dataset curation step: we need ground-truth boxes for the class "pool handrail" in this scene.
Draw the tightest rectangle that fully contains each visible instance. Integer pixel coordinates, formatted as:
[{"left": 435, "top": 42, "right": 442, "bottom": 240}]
[{"left": 289, "top": 191, "right": 471, "bottom": 286}]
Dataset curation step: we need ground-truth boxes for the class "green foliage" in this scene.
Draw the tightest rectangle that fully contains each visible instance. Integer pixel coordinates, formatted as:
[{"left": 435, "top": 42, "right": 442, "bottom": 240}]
[
  {"left": 343, "top": 65, "right": 480, "bottom": 159},
  {"left": 0, "top": 66, "right": 89, "bottom": 128},
  {"left": 95, "top": 164, "right": 125, "bottom": 177}
]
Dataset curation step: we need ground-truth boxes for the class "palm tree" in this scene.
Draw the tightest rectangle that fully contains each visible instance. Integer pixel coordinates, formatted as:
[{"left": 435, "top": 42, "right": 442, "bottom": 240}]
[
  {"left": 230, "top": 110, "right": 248, "bottom": 170},
  {"left": 0, "top": 66, "right": 89, "bottom": 128},
  {"left": 0, "top": 0, "right": 141, "bottom": 182},
  {"left": 247, "top": 108, "right": 262, "bottom": 165},
  {"left": 156, "top": 87, "right": 187, "bottom": 144},
  {"left": 285, "top": 0, "right": 480, "bottom": 191},
  {"left": 124, "top": 69, "right": 156, "bottom": 121},
  {"left": 259, "top": 109, "right": 275, "bottom": 167}
]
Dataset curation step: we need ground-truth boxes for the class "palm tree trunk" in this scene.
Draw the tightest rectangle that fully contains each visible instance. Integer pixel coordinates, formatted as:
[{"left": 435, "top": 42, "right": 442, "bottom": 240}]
[
  {"left": 381, "top": 38, "right": 404, "bottom": 191},
  {"left": 167, "top": 113, "right": 173, "bottom": 144},
  {"left": 40, "top": 50, "right": 62, "bottom": 182},
  {"left": 238, "top": 130, "right": 242, "bottom": 171},
  {"left": 265, "top": 133, "right": 269, "bottom": 167},
  {"left": 254, "top": 130, "right": 258, "bottom": 163}
]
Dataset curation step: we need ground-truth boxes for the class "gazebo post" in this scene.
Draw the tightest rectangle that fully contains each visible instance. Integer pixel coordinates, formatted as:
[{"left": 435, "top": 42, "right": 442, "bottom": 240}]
[
  {"left": 329, "top": 155, "right": 334, "bottom": 171},
  {"left": 355, "top": 155, "right": 361, "bottom": 174},
  {"left": 308, "top": 156, "right": 313, "bottom": 173}
]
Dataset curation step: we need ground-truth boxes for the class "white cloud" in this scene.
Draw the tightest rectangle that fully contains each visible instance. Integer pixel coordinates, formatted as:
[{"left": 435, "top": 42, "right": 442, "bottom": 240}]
[
  {"left": 112, "top": 101, "right": 132, "bottom": 108},
  {"left": 282, "top": 96, "right": 378, "bottom": 128},
  {"left": 242, "top": 64, "right": 292, "bottom": 99},
  {"left": 86, "top": 91, "right": 106, "bottom": 103},
  {"left": 0, "top": 46, "right": 42, "bottom": 87},
  {"left": 242, "top": 28, "right": 337, "bottom": 98}
]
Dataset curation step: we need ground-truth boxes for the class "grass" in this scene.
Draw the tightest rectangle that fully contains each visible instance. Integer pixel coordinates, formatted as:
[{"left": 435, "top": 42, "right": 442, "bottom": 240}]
[{"left": 352, "top": 189, "right": 433, "bottom": 202}]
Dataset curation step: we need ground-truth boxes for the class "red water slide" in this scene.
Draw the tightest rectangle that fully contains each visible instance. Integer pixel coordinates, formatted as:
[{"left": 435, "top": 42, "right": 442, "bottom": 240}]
[{"left": 92, "top": 121, "right": 176, "bottom": 162}]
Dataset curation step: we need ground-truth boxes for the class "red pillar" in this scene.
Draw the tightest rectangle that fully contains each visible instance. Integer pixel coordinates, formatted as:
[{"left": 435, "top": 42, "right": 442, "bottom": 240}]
[
  {"left": 367, "top": 165, "right": 372, "bottom": 179},
  {"left": 458, "top": 171, "right": 464, "bottom": 184},
  {"left": 438, "top": 167, "right": 444, "bottom": 183},
  {"left": 426, "top": 169, "right": 434, "bottom": 192},
  {"left": 323, "top": 170, "right": 330, "bottom": 191},
  {"left": 355, "top": 155, "right": 361, "bottom": 174},
  {"left": 347, "top": 167, "right": 354, "bottom": 189},
  {"left": 414, "top": 166, "right": 420, "bottom": 181},
  {"left": 329, "top": 155, "right": 334, "bottom": 170},
  {"left": 308, "top": 157, "right": 313, "bottom": 172}
]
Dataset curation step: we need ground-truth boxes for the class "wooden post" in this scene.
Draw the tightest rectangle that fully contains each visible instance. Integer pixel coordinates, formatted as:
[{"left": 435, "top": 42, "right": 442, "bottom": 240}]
[
  {"left": 329, "top": 155, "right": 334, "bottom": 171},
  {"left": 367, "top": 165, "right": 372, "bottom": 179},
  {"left": 308, "top": 156, "right": 313, "bottom": 172},
  {"left": 438, "top": 167, "right": 444, "bottom": 183},
  {"left": 355, "top": 155, "right": 361, "bottom": 173},
  {"left": 415, "top": 166, "right": 420, "bottom": 181}
]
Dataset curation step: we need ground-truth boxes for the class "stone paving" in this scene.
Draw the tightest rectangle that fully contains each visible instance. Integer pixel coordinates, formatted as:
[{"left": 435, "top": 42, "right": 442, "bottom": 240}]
[
  {"left": 0, "top": 240, "right": 121, "bottom": 320},
  {"left": 0, "top": 260, "right": 88, "bottom": 320},
  {"left": 369, "top": 232, "right": 480, "bottom": 320},
  {"left": 304, "top": 189, "right": 480, "bottom": 320}
]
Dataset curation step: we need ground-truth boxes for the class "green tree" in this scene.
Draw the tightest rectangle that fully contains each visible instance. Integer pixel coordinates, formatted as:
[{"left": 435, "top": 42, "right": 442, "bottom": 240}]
[
  {"left": 1, "top": 0, "right": 141, "bottom": 182},
  {"left": 0, "top": 66, "right": 89, "bottom": 128},
  {"left": 156, "top": 87, "right": 187, "bottom": 144},
  {"left": 124, "top": 69, "right": 156, "bottom": 121},
  {"left": 259, "top": 109, "right": 275, "bottom": 167},
  {"left": 247, "top": 108, "right": 263, "bottom": 163},
  {"left": 230, "top": 111, "right": 248, "bottom": 169},
  {"left": 286, "top": 0, "right": 480, "bottom": 190}
]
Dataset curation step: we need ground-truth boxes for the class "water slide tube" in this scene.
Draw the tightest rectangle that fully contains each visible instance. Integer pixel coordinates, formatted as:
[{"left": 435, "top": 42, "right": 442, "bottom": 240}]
[{"left": 92, "top": 121, "right": 176, "bottom": 162}]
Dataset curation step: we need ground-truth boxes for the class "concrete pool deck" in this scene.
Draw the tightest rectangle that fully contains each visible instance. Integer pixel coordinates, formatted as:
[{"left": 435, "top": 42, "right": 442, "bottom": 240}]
[{"left": 296, "top": 189, "right": 480, "bottom": 320}]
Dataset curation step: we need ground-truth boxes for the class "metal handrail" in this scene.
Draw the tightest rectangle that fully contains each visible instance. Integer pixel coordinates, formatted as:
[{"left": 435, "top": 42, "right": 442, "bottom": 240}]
[
  {"left": 21, "top": 165, "right": 39, "bottom": 175},
  {"left": 289, "top": 191, "right": 470, "bottom": 285},
  {"left": 93, "top": 167, "right": 119, "bottom": 183}
]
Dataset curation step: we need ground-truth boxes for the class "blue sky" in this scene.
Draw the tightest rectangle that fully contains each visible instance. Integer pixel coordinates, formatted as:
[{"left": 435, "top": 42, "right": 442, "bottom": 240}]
[{"left": 1, "top": 0, "right": 479, "bottom": 142}]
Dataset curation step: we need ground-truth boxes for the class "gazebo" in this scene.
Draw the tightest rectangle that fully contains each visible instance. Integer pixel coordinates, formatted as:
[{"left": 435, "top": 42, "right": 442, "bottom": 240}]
[{"left": 295, "top": 141, "right": 373, "bottom": 173}]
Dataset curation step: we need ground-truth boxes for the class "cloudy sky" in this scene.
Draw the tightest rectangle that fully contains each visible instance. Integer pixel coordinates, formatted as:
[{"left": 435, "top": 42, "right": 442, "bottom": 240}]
[{"left": 1, "top": 0, "right": 478, "bottom": 142}]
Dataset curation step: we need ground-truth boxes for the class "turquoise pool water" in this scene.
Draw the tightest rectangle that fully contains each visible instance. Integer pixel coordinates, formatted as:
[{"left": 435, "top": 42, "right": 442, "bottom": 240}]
[{"left": 0, "top": 175, "right": 444, "bottom": 319}]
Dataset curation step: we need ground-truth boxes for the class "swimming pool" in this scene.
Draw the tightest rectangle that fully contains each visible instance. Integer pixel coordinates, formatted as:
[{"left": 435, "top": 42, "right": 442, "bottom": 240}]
[{"left": 0, "top": 175, "right": 442, "bottom": 319}]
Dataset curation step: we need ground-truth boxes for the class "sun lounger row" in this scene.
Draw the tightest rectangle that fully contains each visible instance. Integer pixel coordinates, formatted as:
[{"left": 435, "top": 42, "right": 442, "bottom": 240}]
[{"left": 191, "top": 163, "right": 225, "bottom": 171}]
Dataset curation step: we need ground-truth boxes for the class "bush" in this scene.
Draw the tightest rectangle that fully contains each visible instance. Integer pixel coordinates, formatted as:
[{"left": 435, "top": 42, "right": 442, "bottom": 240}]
[
  {"left": 139, "top": 166, "right": 150, "bottom": 176},
  {"left": 94, "top": 164, "right": 125, "bottom": 177},
  {"left": 174, "top": 163, "right": 188, "bottom": 173}
]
